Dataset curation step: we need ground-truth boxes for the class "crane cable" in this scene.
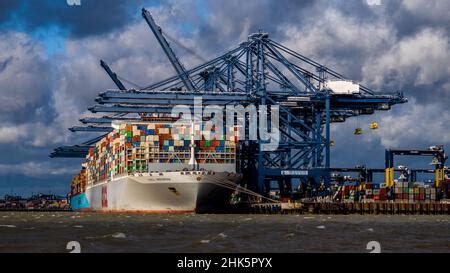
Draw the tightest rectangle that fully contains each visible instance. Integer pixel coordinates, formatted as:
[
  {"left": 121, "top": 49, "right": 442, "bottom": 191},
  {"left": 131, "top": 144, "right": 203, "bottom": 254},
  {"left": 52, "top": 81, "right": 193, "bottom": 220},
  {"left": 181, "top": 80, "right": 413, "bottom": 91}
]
[
  {"left": 108, "top": 32, "right": 206, "bottom": 91},
  {"left": 162, "top": 31, "right": 208, "bottom": 63},
  {"left": 117, "top": 75, "right": 144, "bottom": 90},
  {"left": 205, "top": 175, "right": 280, "bottom": 203}
]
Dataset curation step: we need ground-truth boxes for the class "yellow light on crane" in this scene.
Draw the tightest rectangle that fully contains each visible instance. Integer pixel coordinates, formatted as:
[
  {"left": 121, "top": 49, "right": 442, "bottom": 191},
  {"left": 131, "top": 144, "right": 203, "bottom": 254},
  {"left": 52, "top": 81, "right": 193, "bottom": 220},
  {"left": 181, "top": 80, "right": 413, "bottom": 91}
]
[
  {"left": 370, "top": 122, "right": 379, "bottom": 130},
  {"left": 354, "top": 128, "right": 363, "bottom": 135},
  {"left": 330, "top": 140, "right": 335, "bottom": 146}
]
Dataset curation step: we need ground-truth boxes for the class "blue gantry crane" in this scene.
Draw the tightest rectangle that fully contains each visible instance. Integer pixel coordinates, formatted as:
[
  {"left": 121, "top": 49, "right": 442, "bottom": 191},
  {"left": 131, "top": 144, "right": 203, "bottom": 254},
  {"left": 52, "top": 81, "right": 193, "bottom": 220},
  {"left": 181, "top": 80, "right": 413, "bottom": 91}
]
[
  {"left": 52, "top": 8, "right": 407, "bottom": 195},
  {"left": 141, "top": 8, "right": 196, "bottom": 91}
]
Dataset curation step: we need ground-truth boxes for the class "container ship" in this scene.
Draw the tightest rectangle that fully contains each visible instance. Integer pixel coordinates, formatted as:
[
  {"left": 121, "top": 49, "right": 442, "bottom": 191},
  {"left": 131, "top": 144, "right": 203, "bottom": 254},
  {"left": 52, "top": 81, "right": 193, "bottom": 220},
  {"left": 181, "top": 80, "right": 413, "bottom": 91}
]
[{"left": 69, "top": 119, "right": 241, "bottom": 213}]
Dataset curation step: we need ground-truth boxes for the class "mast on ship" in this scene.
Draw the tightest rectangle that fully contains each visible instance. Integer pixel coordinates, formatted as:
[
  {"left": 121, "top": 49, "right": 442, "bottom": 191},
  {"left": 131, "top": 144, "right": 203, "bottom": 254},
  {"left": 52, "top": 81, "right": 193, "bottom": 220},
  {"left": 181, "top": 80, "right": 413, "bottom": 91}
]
[{"left": 188, "top": 119, "right": 198, "bottom": 170}]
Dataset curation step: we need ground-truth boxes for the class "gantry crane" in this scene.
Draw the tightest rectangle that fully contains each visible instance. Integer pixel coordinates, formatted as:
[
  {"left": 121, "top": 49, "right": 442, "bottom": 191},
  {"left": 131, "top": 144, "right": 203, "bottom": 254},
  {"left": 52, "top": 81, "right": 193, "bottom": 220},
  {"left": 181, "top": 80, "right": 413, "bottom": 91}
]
[
  {"left": 52, "top": 8, "right": 407, "bottom": 195},
  {"left": 385, "top": 146, "right": 447, "bottom": 188}
]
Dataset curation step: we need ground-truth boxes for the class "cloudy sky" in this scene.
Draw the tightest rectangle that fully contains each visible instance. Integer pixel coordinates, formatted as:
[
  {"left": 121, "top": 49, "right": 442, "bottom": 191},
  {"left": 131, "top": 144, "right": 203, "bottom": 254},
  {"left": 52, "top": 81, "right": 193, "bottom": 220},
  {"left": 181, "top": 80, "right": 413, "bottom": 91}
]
[{"left": 0, "top": 0, "right": 449, "bottom": 196}]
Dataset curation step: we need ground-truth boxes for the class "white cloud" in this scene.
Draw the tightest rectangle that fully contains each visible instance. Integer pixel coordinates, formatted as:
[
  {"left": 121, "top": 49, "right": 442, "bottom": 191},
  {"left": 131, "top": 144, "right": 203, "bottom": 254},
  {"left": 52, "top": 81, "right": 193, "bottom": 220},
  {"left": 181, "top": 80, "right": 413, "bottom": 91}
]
[
  {"left": 0, "top": 32, "right": 51, "bottom": 115},
  {"left": 0, "top": 122, "right": 65, "bottom": 147},
  {"left": 0, "top": 124, "right": 28, "bottom": 144},
  {"left": 402, "top": 0, "right": 450, "bottom": 24},
  {"left": 279, "top": 8, "right": 396, "bottom": 75},
  {"left": 363, "top": 98, "right": 450, "bottom": 148},
  {"left": 362, "top": 28, "right": 450, "bottom": 89}
]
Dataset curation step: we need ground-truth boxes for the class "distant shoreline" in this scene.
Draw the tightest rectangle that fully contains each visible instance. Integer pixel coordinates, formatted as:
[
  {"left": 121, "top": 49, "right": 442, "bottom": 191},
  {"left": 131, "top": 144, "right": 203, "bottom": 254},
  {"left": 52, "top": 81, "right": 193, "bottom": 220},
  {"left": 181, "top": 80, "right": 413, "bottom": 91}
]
[{"left": 0, "top": 209, "right": 72, "bottom": 212}]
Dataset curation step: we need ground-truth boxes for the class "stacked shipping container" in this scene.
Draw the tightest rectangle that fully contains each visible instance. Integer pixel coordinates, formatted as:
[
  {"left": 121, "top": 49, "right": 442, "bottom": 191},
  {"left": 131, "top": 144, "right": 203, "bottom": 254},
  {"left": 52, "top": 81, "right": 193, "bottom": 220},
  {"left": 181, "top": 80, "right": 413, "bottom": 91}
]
[
  {"left": 393, "top": 182, "right": 436, "bottom": 203},
  {"left": 70, "top": 169, "right": 87, "bottom": 196},
  {"left": 78, "top": 122, "right": 239, "bottom": 187},
  {"left": 339, "top": 182, "right": 437, "bottom": 203}
]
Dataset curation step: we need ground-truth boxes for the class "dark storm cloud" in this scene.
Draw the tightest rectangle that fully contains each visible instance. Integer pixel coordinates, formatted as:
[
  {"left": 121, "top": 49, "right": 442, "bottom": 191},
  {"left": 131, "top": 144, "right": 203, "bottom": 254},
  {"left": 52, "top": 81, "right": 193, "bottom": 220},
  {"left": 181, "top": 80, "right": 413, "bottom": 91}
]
[
  {"left": 191, "top": 0, "right": 387, "bottom": 83},
  {"left": 0, "top": 0, "right": 20, "bottom": 21},
  {"left": 0, "top": 0, "right": 145, "bottom": 37},
  {"left": 383, "top": 1, "right": 450, "bottom": 38},
  {"left": 192, "top": 0, "right": 316, "bottom": 53}
]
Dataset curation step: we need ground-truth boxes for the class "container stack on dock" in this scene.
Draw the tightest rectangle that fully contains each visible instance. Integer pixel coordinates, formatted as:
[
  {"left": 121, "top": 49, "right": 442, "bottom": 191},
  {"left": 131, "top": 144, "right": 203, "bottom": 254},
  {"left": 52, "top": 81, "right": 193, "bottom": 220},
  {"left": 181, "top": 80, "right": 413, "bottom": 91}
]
[
  {"left": 339, "top": 183, "right": 386, "bottom": 203},
  {"left": 393, "top": 182, "right": 436, "bottom": 203},
  {"left": 339, "top": 182, "right": 438, "bottom": 203}
]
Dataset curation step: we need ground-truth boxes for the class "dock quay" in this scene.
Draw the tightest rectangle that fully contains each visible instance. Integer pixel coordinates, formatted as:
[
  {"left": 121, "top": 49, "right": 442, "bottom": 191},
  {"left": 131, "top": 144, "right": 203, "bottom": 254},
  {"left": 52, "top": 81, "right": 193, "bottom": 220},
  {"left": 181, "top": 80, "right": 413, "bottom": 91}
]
[{"left": 230, "top": 201, "right": 450, "bottom": 215}]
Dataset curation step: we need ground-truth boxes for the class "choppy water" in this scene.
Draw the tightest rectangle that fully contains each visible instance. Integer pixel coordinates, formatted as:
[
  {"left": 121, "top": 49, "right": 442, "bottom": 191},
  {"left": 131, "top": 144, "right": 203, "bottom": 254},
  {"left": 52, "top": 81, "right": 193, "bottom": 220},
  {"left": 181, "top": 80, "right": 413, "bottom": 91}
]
[{"left": 0, "top": 212, "right": 449, "bottom": 253}]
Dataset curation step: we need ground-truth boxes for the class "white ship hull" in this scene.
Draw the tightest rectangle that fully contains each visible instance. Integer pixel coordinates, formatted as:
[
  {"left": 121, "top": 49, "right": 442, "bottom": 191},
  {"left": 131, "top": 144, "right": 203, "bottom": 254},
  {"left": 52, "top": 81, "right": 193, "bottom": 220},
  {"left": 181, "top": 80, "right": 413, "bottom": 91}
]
[{"left": 75, "top": 171, "right": 241, "bottom": 213}]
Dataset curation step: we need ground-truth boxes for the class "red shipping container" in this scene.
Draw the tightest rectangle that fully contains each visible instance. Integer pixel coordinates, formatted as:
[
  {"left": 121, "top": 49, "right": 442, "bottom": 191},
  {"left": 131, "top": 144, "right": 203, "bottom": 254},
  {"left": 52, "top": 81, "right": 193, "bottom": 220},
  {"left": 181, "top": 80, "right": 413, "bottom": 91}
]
[{"left": 379, "top": 188, "right": 387, "bottom": 200}]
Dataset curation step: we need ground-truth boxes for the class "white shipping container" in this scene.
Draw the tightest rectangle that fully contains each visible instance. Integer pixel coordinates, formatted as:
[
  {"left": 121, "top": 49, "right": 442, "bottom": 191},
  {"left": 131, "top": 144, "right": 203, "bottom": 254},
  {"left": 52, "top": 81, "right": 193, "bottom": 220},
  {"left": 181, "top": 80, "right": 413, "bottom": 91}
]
[
  {"left": 159, "top": 128, "right": 169, "bottom": 134},
  {"left": 323, "top": 80, "right": 360, "bottom": 94}
]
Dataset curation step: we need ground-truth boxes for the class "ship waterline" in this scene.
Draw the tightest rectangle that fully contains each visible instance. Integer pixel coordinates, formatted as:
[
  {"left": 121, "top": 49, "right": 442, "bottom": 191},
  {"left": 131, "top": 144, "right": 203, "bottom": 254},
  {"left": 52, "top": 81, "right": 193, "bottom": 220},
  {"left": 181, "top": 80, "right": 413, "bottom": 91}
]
[{"left": 71, "top": 171, "right": 241, "bottom": 213}]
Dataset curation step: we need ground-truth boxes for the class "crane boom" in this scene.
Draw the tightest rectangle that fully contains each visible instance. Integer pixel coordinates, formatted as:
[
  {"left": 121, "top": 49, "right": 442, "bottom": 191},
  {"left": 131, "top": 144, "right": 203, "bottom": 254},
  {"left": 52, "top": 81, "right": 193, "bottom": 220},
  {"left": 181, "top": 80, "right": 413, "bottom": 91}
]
[
  {"left": 100, "top": 60, "right": 126, "bottom": 90},
  {"left": 141, "top": 8, "right": 196, "bottom": 91}
]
